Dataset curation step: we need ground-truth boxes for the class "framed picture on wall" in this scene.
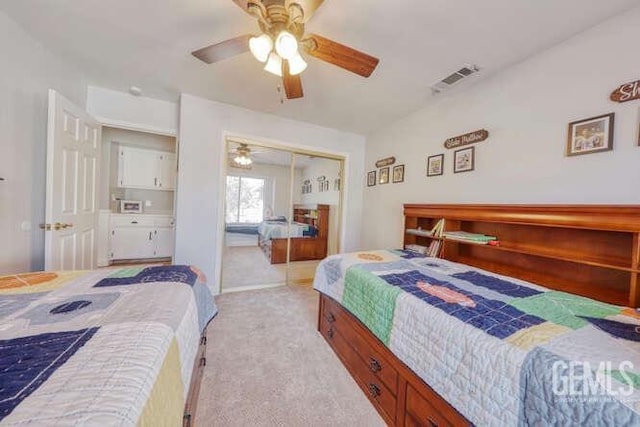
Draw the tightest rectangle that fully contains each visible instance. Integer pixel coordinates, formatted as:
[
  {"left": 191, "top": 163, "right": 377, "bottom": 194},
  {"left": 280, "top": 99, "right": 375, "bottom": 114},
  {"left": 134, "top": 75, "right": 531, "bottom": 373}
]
[
  {"left": 453, "top": 147, "right": 475, "bottom": 173},
  {"left": 379, "top": 167, "right": 390, "bottom": 184},
  {"left": 392, "top": 164, "right": 405, "bottom": 183},
  {"left": 367, "top": 170, "right": 376, "bottom": 187},
  {"left": 566, "top": 113, "right": 614, "bottom": 156},
  {"left": 426, "top": 154, "right": 444, "bottom": 177}
]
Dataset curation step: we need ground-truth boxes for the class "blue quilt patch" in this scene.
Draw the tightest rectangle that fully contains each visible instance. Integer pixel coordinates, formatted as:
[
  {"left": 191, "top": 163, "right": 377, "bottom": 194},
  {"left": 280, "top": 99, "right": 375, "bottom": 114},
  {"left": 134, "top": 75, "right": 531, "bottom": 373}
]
[
  {"left": 323, "top": 258, "right": 343, "bottom": 285},
  {"left": 396, "top": 249, "right": 427, "bottom": 259},
  {"left": 0, "top": 328, "right": 99, "bottom": 420},
  {"left": 95, "top": 265, "right": 198, "bottom": 288},
  {"left": 452, "top": 271, "right": 542, "bottom": 298},
  {"left": 580, "top": 316, "right": 640, "bottom": 342},
  {"left": 380, "top": 270, "right": 544, "bottom": 339}
]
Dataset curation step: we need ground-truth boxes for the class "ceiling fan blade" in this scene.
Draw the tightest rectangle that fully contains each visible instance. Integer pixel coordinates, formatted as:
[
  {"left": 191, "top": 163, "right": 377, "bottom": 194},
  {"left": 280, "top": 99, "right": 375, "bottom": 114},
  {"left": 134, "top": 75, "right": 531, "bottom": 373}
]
[
  {"left": 192, "top": 34, "right": 251, "bottom": 64},
  {"left": 285, "top": 0, "right": 325, "bottom": 23},
  {"left": 282, "top": 60, "right": 304, "bottom": 99},
  {"left": 303, "top": 33, "right": 379, "bottom": 77}
]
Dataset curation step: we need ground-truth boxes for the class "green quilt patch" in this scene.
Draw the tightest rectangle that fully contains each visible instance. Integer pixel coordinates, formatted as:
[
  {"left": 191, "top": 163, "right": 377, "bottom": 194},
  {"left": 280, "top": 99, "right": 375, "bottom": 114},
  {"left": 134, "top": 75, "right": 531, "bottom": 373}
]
[
  {"left": 342, "top": 266, "right": 402, "bottom": 346},
  {"left": 107, "top": 267, "right": 146, "bottom": 278},
  {"left": 511, "top": 291, "right": 621, "bottom": 330},
  {"left": 609, "top": 369, "right": 640, "bottom": 391}
]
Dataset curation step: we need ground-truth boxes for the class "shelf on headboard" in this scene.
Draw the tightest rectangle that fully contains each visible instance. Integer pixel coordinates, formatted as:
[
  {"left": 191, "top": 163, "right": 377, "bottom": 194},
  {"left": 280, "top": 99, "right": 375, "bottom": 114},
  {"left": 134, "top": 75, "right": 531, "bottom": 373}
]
[{"left": 404, "top": 204, "right": 640, "bottom": 308}]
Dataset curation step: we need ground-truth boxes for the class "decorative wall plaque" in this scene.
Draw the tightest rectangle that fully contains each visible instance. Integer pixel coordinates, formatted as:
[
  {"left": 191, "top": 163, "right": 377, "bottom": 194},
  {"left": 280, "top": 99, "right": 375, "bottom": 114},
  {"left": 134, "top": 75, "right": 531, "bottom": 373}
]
[
  {"left": 610, "top": 79, "right": 640, "bottom": 103},
  {"left": 444, "top": 129, "right": 489, "bottom": 149},
  {"left": 375, "top": 157, "right": 396, "bottom": 168}
]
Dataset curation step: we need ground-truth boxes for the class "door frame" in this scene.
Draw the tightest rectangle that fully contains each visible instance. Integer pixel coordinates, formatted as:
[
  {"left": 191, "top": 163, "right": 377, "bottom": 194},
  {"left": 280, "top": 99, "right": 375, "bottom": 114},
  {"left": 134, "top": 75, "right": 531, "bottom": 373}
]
[
  {"left": 216, "top": 132, "right": 347, "bottom": 295},
  {"left": 98, "top": 122, "right": 180, "bottom": 264}
]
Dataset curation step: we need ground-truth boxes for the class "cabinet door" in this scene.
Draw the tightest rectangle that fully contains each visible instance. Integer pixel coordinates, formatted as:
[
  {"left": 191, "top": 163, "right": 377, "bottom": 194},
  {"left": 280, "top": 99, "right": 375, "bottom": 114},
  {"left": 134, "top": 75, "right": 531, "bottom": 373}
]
[
  {"left": 158, "top": 153, "right": 176, "bottom": 190},
  {"left": 119, "top": 146, "right": 159, "bottom": 189},
  {"left": 110, "top": 227, "right": 155, "bottom": 260},
  {"left": 154, "top": 227, "right": 175, "bottom": 258}
]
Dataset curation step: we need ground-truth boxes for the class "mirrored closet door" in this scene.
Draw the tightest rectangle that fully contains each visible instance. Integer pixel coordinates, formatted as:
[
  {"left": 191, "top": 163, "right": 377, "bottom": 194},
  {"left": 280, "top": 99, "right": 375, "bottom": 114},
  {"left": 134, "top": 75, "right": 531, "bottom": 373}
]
[{"left": 221, "top": 139, "right": 343, "bottom": 292}]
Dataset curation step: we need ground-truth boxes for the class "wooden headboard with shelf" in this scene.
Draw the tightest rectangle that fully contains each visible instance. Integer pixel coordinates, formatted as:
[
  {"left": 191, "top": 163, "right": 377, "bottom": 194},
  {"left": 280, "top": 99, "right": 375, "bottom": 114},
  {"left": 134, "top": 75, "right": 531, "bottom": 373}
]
[{"left": 404, "top": 204, "right": 640, "bottom": 308}]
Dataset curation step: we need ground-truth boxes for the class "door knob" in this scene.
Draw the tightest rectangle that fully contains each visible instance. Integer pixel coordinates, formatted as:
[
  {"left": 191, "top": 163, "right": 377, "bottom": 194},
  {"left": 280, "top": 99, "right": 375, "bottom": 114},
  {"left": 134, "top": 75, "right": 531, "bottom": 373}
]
[{"left": 53, "top": 222, "right": 73, "bottom": 230}]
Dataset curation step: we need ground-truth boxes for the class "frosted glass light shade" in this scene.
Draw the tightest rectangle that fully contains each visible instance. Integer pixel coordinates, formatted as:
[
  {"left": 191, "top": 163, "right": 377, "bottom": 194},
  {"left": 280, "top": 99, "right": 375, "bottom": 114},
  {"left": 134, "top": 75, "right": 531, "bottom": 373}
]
[
  {"left": 249, "top": 34, "right": 273, "bottom": 63},
  {"left": 275, "top": 31, "right": 298, "bottom": 60},
  {"left": 234, "top": 155, "right": 252, "bottom": 166},
  {"left": 288, "top": 53, "right": 307, "bottom": 75},
  {"left": 264, "top": 52, "right": 283, "bottom": 76}
]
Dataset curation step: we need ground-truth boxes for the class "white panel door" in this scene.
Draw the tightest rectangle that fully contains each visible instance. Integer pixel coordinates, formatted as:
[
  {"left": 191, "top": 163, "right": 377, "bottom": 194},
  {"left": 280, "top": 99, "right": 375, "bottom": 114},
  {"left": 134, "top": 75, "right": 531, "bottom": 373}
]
[{"left": 45, "top": 90, "right": 101, "bottom": 270}]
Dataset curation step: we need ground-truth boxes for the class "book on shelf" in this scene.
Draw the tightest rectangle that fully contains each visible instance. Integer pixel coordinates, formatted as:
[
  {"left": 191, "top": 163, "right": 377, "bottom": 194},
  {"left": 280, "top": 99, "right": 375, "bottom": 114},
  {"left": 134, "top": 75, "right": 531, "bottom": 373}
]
[
  {"left": 405, "top": 218, "right": 445, "bottom": 239},
  {"left": 430, "top": 218, "right": 445, "bottom": 238},
  {"left": 443, "top": 230, "right": 497, "bottom": 244},
  {"left": 427, "top": 239, "right": 442, "bottom": 257}
]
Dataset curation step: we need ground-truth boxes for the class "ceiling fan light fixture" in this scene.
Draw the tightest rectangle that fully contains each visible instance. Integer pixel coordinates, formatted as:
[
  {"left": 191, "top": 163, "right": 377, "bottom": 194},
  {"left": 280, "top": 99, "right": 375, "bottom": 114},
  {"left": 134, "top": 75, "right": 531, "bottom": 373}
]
[
  {"left": 249, "top": 34, "right": 273, "bottom": 63},
  {"left": 275, "top": 31, "right": 298, "bottom": 60},
  {"left": 288, "top": 53, "right": 307, "bottom": 75},
  {"left": 234, "top": 154, "right": 252, "bottom": 166},
  {"left": 264, "top": 52, "right": 283, "bottom": 76}
]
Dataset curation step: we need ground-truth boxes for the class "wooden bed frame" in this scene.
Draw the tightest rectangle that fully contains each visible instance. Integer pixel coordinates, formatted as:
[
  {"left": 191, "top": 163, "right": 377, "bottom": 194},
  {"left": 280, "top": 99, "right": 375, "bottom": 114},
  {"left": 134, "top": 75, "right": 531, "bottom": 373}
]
[
  {"left": 182, "top": 328, "right": 208, "bottom": 427},
  {"left": 318, "top": 204, "right": 640, "bottom": 426},
  {"left": 259, "top": 204, "right": 329, "bottom": 264}
]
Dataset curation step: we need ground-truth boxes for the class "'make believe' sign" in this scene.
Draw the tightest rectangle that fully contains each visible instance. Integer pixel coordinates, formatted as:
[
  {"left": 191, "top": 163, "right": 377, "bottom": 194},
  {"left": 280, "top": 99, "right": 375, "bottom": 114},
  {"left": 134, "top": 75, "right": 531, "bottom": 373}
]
[{"left": 444, "top": 129, "right": 489, "bottom": 149}]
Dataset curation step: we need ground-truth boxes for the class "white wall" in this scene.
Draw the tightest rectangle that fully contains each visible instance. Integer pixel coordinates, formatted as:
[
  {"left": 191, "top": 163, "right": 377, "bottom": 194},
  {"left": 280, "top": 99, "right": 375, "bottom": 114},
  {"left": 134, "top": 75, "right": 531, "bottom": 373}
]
[
  {"left": 0, "top": 11, "right": 89, "bottom": 274},
  {"left": 362, "top": 6, "right": 640, "bottom": 251},
  {"left": 175, "top": 94, "right": 366, "bottom": 292},
  {"left": 87, "top": 86, "right": 178, "bottom": 136}
]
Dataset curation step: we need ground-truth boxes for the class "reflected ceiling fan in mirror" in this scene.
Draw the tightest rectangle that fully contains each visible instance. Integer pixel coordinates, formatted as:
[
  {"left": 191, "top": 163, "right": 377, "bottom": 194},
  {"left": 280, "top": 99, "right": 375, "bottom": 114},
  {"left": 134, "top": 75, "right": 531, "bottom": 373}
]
[
  {"left": 232, "top": 143, "right": 253, "bottom": 167},
  {"left": 192, "top": 0, "right": 380, "bottom": 100}
]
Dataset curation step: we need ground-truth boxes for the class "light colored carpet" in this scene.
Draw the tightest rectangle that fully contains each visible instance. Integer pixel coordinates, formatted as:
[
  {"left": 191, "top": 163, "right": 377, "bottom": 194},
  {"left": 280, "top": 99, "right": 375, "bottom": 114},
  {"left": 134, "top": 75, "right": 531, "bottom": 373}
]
[
  {"left": 195, "top": 285, "right": 385, "bottom": 427},
  {"left": 222, "top": 246, "right": 286, "bottom": 289},
  {"left": 225, "top": 232, "right": 259, "bottom": 247}
]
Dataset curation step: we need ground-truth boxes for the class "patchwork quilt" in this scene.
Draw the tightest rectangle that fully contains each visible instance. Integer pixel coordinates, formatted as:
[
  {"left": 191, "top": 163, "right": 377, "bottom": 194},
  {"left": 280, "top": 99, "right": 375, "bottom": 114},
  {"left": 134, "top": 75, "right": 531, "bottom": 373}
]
[
  {"left": 0, "top": 265, "right": 217, "bottom": 426},
  {"left": 314, "top": 250, "right": 640, "bottom": 426}
]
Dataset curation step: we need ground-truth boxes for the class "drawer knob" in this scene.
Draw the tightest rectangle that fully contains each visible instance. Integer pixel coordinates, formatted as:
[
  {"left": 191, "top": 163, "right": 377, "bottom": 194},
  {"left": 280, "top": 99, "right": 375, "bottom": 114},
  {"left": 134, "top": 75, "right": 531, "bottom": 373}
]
[
  {"left": 369, "top": 357, "right": 381, "bottom": 373},
  {"left": 327, "top": 328, "right": 334, "bottom": 339},
  {"left": 426, "top": 417, "right": 438, "bottom": 427},
  {"left": 367, "top": 383, "right": 380, "bottom": 398},
  {"left": 327, "top": 313, "right": 336, "bottom": 323}
]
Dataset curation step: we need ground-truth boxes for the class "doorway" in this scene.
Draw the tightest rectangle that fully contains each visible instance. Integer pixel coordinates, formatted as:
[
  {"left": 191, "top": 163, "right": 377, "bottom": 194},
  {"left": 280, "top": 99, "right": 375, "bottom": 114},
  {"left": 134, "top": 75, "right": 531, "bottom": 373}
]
[{"left": 220, "top": 139, "right": 344, "bottom": 293}]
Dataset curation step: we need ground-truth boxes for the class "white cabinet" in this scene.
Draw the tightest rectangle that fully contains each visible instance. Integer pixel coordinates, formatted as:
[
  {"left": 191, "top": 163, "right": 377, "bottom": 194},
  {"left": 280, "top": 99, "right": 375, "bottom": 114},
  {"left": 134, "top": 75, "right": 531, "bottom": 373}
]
[
  {"left": 109, "top": 214, "right": 174, "bottom": 261},
  {"left": 118, "top": 146, "right": 176, "bottom": 190}
]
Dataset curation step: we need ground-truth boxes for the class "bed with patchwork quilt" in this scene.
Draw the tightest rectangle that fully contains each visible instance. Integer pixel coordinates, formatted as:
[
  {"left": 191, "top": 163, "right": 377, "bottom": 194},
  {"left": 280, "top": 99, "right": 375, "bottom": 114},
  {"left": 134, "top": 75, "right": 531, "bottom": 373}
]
[
  {"left": 0, "top": 264, "right": 217, "bottom": 426},
  {"left": 314, "top": 249, "right": 640, "bottom": 426}
]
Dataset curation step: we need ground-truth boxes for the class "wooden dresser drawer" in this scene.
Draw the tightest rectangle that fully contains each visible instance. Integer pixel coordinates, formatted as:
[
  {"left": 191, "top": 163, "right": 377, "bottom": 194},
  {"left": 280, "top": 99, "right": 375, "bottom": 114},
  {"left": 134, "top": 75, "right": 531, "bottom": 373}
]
[
  {"left": 322, "top": 296, "right": 399, "bottom": 394},
  {"left": 405, "top": 383, "right": 468, "bottom": 427},
  {"left": 320, "top": 316, "right": 396, "bottom": 424}
]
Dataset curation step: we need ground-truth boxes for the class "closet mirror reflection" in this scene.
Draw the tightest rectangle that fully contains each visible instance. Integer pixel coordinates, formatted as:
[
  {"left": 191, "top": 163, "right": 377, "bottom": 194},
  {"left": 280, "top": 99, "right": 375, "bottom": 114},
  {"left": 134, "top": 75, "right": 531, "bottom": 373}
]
[{"left": 221, "top": 140, "right": 343, "bottom": 292}]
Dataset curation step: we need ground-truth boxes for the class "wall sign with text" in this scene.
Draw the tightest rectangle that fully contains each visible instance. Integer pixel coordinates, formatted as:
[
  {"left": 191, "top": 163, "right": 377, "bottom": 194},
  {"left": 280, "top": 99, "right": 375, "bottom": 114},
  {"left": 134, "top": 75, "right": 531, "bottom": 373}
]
[
  {"left": 375, "top": 157, "right": 396, "bottom": 168},
  {"left": 444, "top": 129, "right": 489, "bottom": 149},
  {"left": 610, "top": 79, "right": 640, "bottom": 103}
]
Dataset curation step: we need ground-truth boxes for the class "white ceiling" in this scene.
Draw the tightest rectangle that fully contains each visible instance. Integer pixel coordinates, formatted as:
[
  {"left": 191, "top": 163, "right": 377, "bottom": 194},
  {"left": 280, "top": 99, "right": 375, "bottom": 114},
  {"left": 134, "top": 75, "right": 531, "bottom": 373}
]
[{"left": 1, "top": 0, "right": 637, "bottom": 134}]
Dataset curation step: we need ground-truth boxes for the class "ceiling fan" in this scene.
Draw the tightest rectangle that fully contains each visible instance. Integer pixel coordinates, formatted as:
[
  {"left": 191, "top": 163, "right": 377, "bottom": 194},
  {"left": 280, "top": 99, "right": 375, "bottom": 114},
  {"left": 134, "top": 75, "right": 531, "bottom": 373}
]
[
  {"left": 232, "top": 143, "right": 253, "bottom": 166},
  {"left": 191, "top": 0, "right": 380, "bottom": 100}
]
